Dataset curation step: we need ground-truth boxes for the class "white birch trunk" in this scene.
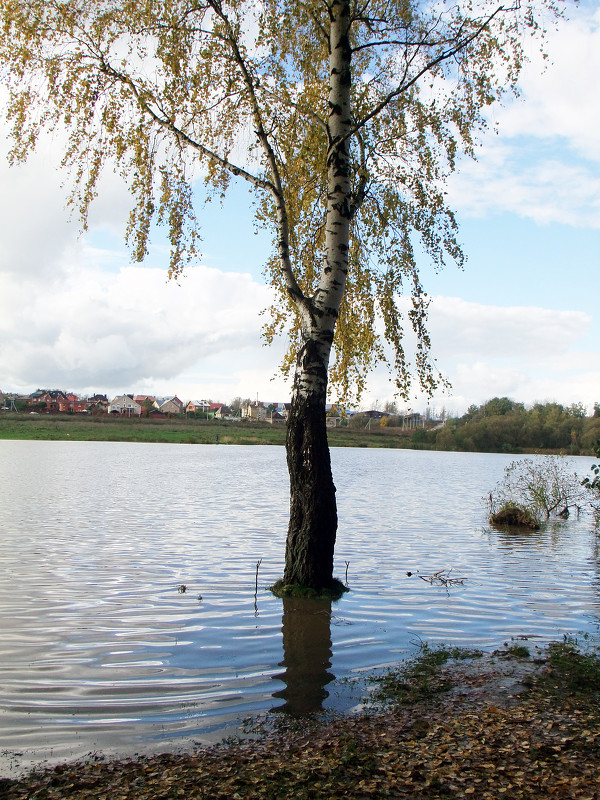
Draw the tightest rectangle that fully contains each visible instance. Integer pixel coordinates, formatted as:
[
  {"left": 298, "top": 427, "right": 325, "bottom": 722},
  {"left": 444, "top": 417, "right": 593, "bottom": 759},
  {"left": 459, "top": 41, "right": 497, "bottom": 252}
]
[{"left": 283, "top": 0, "right": 352, "bottom": 590}]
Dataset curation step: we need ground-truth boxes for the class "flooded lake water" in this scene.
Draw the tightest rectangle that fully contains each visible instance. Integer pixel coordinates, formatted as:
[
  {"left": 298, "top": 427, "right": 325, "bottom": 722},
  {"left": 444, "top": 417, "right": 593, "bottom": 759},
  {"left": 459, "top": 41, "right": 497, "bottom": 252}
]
[{"left": 0, "top": 441, "right": 598, "bottom": 775}]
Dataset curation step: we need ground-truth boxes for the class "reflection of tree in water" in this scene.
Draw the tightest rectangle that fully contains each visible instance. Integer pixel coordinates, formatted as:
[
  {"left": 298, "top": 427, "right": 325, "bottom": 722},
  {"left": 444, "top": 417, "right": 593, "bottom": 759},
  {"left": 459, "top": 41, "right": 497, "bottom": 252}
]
[{"left": 272, "top": 597, "right": 334, "bottom": 715}]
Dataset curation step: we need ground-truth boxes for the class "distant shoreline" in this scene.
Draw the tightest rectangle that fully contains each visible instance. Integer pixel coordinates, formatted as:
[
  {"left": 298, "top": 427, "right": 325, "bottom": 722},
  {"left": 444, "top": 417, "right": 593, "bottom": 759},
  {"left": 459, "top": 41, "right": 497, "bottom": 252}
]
[{"left": 0, "top": 412, "right": 594, "bottom": 456}]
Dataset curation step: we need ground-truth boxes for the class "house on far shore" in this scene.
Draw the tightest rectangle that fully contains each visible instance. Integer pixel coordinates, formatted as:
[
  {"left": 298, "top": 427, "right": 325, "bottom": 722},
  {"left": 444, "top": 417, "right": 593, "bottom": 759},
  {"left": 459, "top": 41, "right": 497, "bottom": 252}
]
[
  {"left": 65, "top": 393, "right": 88, "bottom": 413},
  {"left": 158, "top": 396, "right": 184, "bottom": 415},
  {"left": 134, "top": 395, "right": 158, "bottom": 413},
  {"left": 241, "top": 401, "right": 268, "bottom": 421},
  {"left": 325, "top": 404, "right": 343, "bottom": 427},
  {"left": 25, "top": 389, "right": 95, "bottom": 413},
  {"left": 27, "top": 389, "right": 51, "bottom": 409},
  {"left": 27, "top": 389, "right": 69, "bottom": 413},
  {"left": 88, "top": 394, "right": 109, "bottom": 414},
  {"left": 109, "top": 394, "right": 142, "bottom": 416},
  {"left": 208, "top": 402, "right": 227, "bottom": 418},
  {"left": 271, "top": 402, "right": 291, "bottom": 420},
  {"left": 186, "top": 400, "right": 209, "bottom": 415}
]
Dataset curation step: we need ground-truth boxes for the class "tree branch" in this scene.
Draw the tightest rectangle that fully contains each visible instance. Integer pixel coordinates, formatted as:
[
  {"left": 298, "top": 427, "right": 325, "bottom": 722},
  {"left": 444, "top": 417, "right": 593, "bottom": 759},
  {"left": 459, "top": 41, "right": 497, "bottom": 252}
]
[
  {"left": 206, "top": 0, "right": 308, "bottom": 312},
  {"left": 346, "top": 4, "right": 510, "bottom": 143},
  {"left": 260, "top": 85, "right": 328, "bottom": 132},
  {"left": 349, "top": 130, "right": 369, "bottom": 219},
  {"left": 98, "top": 59, "right": 271, "bottom": 192}
]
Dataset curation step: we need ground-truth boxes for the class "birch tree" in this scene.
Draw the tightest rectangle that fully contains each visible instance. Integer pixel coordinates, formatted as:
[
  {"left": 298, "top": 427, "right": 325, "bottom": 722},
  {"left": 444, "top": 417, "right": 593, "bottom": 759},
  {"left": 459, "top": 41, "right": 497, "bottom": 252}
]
[{"left": 0, "top": 0, "right": 561, "bottom": 592}]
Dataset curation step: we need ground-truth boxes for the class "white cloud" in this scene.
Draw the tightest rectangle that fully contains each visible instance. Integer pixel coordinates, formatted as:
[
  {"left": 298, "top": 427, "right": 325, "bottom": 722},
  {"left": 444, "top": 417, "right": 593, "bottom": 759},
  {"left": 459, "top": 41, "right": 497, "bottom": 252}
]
[
  {"left": 450, "top": 155, "right": 600, "bottom": 227},
  {"left": 0, "top": 124, "right": 134, "bottom": 280},
  {"left": 4, "top": 272, "right": 592, "bottom": 413},
  {"left": 0, "top": 257, "right": 279, "bottom": 396},
  {"left": 447, "top": 6, "right": 600, "bottom": 226},
  {"left": 362, "top": 297, "right": 598, "bottom": 415},
  {"left": 427, "top": 297, "right": 590, "bottom": 359},
  {"left": 497, "top": 6, "right": 600, "bottom": 161},
  {"left": 0, "top": 149, "right": 76, "bottom": 278}
]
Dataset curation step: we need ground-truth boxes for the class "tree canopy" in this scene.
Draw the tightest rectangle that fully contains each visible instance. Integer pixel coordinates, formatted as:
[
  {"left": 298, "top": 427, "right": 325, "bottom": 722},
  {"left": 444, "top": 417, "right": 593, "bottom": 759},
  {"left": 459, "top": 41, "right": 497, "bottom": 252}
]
[{"left": 0, "top": 0, "right": 562, "bottom": 402}]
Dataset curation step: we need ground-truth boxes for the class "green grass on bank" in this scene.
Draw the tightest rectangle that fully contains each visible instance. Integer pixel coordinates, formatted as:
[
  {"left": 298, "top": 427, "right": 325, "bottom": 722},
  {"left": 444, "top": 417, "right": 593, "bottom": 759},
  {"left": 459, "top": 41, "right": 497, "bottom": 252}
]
[
  {"left": 0, "top": 413, "right": 419, "bottom": 449},
  {"left": 0, "top": 412, "right": 594, "bottom": 454}
]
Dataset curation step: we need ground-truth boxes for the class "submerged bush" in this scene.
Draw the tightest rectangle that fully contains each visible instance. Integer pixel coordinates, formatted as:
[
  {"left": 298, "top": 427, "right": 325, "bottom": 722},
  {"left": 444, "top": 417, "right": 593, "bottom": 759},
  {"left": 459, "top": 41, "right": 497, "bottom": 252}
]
[
  {"left": 541, "top": 638, "right": 600, "bottom": 697},
  {"left": 487, "top": 456, "right": 590, "bottom": 527},
  {"left": 371, "top": 645, "right": 483, "bottom": 706},
  {"left": 490, "top": 504, "right": 540, "bottom": 530},
  {"left": 581, "top": 442, "right": 600, "bottom": 528}
]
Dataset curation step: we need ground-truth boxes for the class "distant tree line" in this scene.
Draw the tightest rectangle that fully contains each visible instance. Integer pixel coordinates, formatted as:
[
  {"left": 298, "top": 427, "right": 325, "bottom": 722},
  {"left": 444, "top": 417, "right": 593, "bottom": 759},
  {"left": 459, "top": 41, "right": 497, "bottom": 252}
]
[{"left": 411, "top": 398, "right": 600, "bottom": 455}]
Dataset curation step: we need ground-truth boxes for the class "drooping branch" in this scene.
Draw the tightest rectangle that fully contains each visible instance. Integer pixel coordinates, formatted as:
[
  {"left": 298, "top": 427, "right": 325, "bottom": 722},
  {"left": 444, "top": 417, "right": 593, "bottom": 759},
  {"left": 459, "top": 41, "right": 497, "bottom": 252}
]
[
  {"left": 95, "top": 58, "right": 270, "bottom": 191},
  {"left": 96, "top": 49, "right": 311, "bottom": 317},
  {"left": 205, "top": 0, "right": 311, "bottom": 318}
]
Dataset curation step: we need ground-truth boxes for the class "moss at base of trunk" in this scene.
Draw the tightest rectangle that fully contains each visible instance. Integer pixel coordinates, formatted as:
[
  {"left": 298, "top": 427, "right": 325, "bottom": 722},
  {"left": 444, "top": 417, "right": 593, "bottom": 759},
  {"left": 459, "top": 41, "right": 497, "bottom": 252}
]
[{"left": 270, "top": 578, "right": 349, "bottom": 601}]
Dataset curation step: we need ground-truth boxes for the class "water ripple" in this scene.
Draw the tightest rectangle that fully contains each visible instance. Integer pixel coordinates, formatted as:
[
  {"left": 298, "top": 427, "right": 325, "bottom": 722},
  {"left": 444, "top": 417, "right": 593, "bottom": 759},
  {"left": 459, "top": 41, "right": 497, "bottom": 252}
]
[{"left": 0, "top": 442, "right": 598, "bottom": 775}]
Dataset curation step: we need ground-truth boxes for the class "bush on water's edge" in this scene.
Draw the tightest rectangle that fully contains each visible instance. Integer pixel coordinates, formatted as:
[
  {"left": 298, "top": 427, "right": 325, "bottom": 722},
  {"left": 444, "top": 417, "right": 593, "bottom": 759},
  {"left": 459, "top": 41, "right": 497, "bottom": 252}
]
[{"left": 490, "top": 504, "right": 540, "bottom": 530}]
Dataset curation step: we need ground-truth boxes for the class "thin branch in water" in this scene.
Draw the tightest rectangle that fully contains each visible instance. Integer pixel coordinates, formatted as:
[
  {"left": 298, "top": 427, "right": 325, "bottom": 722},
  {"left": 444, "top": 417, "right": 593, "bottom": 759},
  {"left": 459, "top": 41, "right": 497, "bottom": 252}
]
[
  {"left": 255, "top": 558, "right": 263, "bottom": 595},
  {"left": 254, "top": 558, "right": 263, "bottom": 617},
  {"left": 418, "top": 568, "right": 466, "bottom": 586}
]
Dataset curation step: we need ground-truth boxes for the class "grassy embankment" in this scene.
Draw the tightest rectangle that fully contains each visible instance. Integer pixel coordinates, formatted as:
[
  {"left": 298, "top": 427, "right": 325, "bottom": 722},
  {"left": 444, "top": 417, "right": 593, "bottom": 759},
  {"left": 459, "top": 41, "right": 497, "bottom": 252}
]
[
  {"left": 0, "top": 413, "right": 416, "bottom": 448},
  {"left": 2, "top": 412, "right": 595, "bottom": 454}
]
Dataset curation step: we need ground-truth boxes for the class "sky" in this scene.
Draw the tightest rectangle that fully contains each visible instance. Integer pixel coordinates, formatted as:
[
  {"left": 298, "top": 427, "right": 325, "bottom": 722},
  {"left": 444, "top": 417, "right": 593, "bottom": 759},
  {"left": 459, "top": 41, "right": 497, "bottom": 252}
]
[{"left": 0, "top": 2, "right": 598, "bottom": 417}]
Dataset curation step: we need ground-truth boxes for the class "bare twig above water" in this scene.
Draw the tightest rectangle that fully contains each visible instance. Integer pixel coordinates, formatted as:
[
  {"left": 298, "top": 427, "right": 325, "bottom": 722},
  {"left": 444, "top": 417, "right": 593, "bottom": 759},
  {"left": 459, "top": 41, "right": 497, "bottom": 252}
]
[{"left": 254, "top": 559, "right": 263, "bottom": 617}]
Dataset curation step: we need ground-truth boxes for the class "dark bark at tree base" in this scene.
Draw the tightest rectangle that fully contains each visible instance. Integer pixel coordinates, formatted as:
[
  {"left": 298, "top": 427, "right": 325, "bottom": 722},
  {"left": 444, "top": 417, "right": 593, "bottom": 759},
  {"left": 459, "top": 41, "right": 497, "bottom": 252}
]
[{"left": 283, "top": 389, "right": 338, "bottom": 591}]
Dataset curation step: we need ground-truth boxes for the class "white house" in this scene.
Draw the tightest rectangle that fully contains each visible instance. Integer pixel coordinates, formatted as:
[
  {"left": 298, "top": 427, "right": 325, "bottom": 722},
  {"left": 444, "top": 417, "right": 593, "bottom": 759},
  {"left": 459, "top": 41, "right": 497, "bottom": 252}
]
[{"left": 108, "top": 394, "right": 142, "bottom": 416}]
